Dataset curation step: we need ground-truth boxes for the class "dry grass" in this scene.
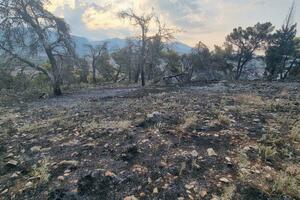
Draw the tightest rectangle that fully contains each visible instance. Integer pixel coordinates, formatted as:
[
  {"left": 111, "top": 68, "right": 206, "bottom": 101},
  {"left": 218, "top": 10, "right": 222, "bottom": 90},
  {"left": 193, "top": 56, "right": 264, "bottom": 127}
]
[
  {"left": 18, "top": 116, "right": 71, "bottom": 133},
  {"left": 217, "top": 113, "right": 231, "bottom": 126},
  {"left": 180, "top": 113, "right": 198, "bottom": 130},
  {"left": 290, "top": 121, "right": 300, "bottom": 142},
  {"left": 236, "top": 94, "right": 264, "bottom": 106},
  {"left": 259, "top": 145, "right": 277, "bottom": 162},
  {"left": 221, "top": 185, "right": 236, "bottom": 200},
  {"left": 31, "top": 158, "right": 51, "bottom": 184},
  {"left": 272, "top": 171, "right": 300, "bottom": 198},
  {"left": 84, "top": 120, "right": 132, "bottom": 132}
]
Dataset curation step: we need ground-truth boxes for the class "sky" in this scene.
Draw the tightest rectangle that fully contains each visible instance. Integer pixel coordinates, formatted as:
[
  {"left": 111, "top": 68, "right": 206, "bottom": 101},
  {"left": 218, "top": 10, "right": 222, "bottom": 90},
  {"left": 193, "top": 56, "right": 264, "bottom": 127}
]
[{"left": 47, "top": 0, "right": 300, "bottom": 48}]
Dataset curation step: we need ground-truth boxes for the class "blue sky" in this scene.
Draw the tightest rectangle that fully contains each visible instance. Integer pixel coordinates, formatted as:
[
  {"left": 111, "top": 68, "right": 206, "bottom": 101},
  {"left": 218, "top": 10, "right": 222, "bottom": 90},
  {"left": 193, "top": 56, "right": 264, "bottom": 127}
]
[{"left": 48, "top": 0, "right": 300, "bottom": 48}]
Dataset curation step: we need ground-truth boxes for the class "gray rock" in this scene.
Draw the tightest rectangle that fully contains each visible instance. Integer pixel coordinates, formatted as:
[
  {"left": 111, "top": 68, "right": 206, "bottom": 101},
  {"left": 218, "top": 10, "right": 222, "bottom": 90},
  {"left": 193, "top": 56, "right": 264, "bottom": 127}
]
[{"left": 207, "top": 148, "right": 217, "bottom": 156}]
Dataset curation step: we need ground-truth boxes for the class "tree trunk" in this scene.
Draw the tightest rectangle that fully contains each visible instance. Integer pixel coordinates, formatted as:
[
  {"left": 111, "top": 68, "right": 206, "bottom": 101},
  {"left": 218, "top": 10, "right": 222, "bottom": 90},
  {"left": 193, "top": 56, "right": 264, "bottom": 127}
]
[
  {"left": 80, "top": 64, "right": 89, "bottom": 83},
  {"left": 128, "top": 65, "right": 132, "bottom": 83},
  {"left": 114, "top": 66, "right": 121, "bottom": 83},
  {"left": 45, "top": 47, "right": 62, "bottom": 96},
  {"left": 53, "top": 81, "right": 62, "bottom": 96},
  {"left": 141, "top": 67, "right": 145, "bottom": 86},
  {"left": 92, "top": 61, "right": 96, "bottom": 84},
  {"left": 140, "top": 28, "right": 146, "bottom": 86},
  {"left": 134, "top": 67, "right": 140, "bottom": 83}
]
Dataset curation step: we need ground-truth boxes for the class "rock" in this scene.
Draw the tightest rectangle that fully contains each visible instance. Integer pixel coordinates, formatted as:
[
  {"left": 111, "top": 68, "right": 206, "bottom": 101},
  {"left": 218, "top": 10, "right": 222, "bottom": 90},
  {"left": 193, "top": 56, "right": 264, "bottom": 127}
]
[
  {"left": 11, "top": 172, "right": 19, "bottom": 178},
  {"left": 83, "top": 143, "right": 96, "bottom": 148},
  {"left": 1, "top": 189, "right": 8, "bottom": 194},
  {"left": 153, "top": 187, "right": 159, "bottom": 194},
  {"left": 124, "top": 195, "right": 139, "bottom": 200},
  {"left": 211, "top": 195, "right": 220, "bottom": 200},
  {"left": 30, "top": 146, "right": 42, "bottom": 153},
  {"left": 219, "top": 178, "right": 230, "bottom": 183},
  {"left": 5, "top": 153, "right": 14, "bottom": 158},
  {"left": 58, "top": 160, "right": 79, "bottom": 167},
  {"left": 265, "top": 174, "right": 273, "bottom": 181},
  {"left": 105, "top": 171, "right": 116, "bottom": 177},
  {"left": 6, "top": 160, "right": 18, "bottom": 167},
  {"left": 140, "top": 192, "right": 145, "bottom": 197},
  {"left": 207, "top": 148, "right": 217, "bottom": 156},
  {"left": 253, "top": 118, "right": 260, "bottom": 123},
  {"left": 25, "top": 181, "right": 33, "bottom": 188},
  {"left": 57, "top": 176, "right": 65, "bottom": 181},
  {"left": 104, "top": 143, "right": 109, "bottom": 148},
  {"left": 200, "top": 190, "right": 207, "bottom": 198},
  {"left": 225, "top": 157, "right": 231, "bottom": 162},
  {"left": 71, "top": 152, "right": 79, "bottom": 157},
  {"left": 191, "top": 150, "right": 198, "bottom": 157},
  {"left": 64, "top": 173, "right": 70, "bottom": 177}
]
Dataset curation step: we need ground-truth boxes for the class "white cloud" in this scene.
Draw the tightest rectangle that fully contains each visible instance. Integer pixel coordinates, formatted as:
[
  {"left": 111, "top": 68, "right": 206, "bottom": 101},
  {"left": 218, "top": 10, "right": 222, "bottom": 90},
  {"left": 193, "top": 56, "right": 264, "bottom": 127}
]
[{"left": 47, "top": 0, "right": 299, "bottom": 48}]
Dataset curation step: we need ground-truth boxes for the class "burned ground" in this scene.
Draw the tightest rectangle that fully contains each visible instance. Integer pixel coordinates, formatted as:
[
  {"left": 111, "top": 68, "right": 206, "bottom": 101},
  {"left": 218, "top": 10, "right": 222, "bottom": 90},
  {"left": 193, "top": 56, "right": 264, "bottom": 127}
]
[{"left": 0, "top": 82, "right": 300, "bottom": 200}]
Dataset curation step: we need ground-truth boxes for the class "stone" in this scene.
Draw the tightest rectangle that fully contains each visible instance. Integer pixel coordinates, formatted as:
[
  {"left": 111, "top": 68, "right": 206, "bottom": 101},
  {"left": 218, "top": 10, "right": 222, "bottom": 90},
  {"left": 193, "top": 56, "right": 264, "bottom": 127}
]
[
  {"left": 253, "top": 118, "right": 260, "bottom": 123},
  {"left": 58, "top": 176, "right": 65, "bottom": 181},
  {"left": 5, "top": 153, "right": 14, "bottom": 158},
  {"left": 1, "top": 189, "right": 8, "bottom": 194},
  {"left": 211, "top": 195, "right": 220, "bottom": 200},
  {"left": 200, "top": 190, "right": 207, "bottom": 198},
  {"left": 124, "top": 195, "right": 139, "bottom": 200},
  {"left": 30, "top": 146, "right": 42, "bottom": 153},
  {"left": 58, "top": 160, "right": 79, "bottom": 167},
  {"left": 7, "top": 160, "right": 18, "bottom": 166},
  {"left": 207, "top": 148, "right": 217, "bottom": 156},
  {"left": 265, "top": 174, "right": 273, "bottom": 181},
  {"left": 11, "top": 173, "right": 19, "bottom": 178},
  {"left": 219, "top": 178, "right": 230, "bottom": 183},
  {"left": 140, "top": 192, "right": 145, "bottom": 197},
  {"left": 153, "top": 187, "right": 158, "bottom": 193},
  {"left": 225, "top": 157, "right": 231, "bottom": 162},
  {"left": 191, "top": 150, "right": 198, "bottom": 157},
  {"left": 25, "top": 182, "right": 33, "bottom": 188}
]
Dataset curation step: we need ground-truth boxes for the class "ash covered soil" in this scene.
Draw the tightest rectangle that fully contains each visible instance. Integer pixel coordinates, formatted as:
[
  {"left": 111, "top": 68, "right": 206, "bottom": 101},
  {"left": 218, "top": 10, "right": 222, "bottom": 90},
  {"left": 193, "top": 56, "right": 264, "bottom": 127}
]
[{"left": 0, "top": 82, "right": 300, "bottom": 200}]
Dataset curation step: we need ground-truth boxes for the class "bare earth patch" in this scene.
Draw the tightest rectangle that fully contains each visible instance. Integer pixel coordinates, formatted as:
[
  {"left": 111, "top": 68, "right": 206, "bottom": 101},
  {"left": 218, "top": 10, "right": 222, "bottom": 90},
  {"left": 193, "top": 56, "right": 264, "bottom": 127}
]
[{"left": 0, "top": 82, "right": 299, "bottom": 200}]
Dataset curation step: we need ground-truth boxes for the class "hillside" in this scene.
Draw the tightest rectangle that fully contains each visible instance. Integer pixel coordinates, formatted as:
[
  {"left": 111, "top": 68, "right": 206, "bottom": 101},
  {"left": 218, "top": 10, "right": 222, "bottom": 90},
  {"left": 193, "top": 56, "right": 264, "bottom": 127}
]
[{"left": 71, "top": 35, "right": 192, "bottom": 56}]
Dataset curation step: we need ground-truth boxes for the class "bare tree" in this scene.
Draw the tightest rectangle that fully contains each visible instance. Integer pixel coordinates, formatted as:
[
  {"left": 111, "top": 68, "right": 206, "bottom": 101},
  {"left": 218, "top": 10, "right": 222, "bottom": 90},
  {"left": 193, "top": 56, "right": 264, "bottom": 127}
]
[
  {"left": 85, "top": 43, "right": 108, "bottom": 84},
  {"left": 119, "top": 9, "right": 175, "bottom": 86},
  {"left": 0, "top": 0, "right": 76, "bottom": 96}
]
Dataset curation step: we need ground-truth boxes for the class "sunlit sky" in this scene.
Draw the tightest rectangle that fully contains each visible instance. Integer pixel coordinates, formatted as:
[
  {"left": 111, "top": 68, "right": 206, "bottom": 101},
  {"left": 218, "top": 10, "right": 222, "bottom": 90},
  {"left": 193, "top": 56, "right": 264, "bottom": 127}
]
[{"left": 47, "top": 0, "right": 300, "bottom": 48}]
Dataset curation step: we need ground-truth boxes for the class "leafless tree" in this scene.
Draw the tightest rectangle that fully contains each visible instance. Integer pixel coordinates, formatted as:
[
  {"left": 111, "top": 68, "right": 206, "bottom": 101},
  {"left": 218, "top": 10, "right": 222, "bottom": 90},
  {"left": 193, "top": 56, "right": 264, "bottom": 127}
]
[
  {"left": 119, "top": 9, "right": 176, "bottom": 86},
  {"left": 0, "top": 0, "right": 77, "bottom": 95},
  {"left": 85, "top": 43, "right": 108, "bottom": 84}
]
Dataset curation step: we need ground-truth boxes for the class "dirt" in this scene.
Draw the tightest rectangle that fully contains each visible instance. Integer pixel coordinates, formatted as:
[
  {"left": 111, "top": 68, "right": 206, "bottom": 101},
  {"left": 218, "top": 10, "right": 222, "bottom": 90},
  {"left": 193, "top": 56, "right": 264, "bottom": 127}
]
[{"left": 0, "top": 81, "right": 299, "bottom": 200}]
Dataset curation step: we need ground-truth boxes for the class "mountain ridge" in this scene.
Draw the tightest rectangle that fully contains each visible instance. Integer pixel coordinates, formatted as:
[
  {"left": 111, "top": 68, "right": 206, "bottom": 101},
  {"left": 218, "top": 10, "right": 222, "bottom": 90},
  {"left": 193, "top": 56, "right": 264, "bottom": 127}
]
[{"left": 71, "top": 35, "right": 192, "bottom": 55}]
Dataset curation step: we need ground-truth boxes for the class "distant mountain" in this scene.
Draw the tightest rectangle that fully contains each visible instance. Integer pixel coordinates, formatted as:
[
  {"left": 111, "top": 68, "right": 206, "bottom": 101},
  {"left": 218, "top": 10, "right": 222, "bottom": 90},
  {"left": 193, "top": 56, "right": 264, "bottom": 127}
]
[{"left": 71, "top": 35, "right": 192, "bottom": 56}]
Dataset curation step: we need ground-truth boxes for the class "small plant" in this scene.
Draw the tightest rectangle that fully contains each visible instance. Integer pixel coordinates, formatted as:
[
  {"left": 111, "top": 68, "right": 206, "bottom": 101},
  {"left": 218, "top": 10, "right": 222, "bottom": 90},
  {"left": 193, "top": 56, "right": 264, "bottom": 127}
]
[
  {"left": 180, "top": 113, "right": 198, "bottom": 130},
  {"left": 236, "top": 94, "right": 264, "bottom": 106},
  {"left": 290, "top": 121, "right": 300, "bottom": 142},
  {"left": 272, "top": 171, "right": 300, "bottom": 198},
  {"left": 221, "top": 185, "right": 236, "bottom": 200},
  {"left": 259, "top": 145, "right": 277, "bottom": 162},
  {"left": 217, "top": 113, "right": 231, "bottom": 126},
  {"left": 31, "top": 158, "right": 50, "bottom": 184}
]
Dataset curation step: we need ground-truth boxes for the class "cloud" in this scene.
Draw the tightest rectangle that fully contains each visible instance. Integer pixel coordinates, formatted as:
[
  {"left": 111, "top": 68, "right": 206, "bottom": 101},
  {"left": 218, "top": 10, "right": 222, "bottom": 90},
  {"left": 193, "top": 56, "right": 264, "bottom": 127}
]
[{"left": 47, "top": 0, "right": 298, "bottom": 47}]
